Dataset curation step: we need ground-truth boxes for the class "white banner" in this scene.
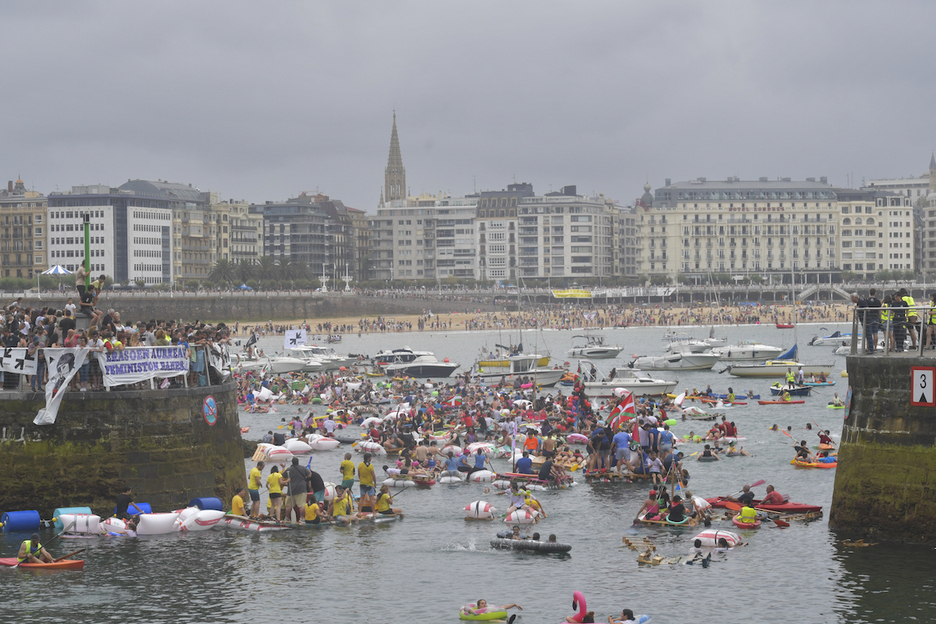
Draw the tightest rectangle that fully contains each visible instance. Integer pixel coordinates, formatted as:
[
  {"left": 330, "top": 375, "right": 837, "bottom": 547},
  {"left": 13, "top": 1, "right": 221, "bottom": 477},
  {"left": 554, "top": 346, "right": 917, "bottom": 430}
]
[
  {"left": 207, "top": 344, "right": 232, "bottom": 381},
  {"left": 283, "top": 329, "right": 307, "bottom": 350},
  {"left": 35, "top": 348, "right": 89, "bottom": 426},
  {"left": 94, "top": 346, "right": 189, "bottom": 388},
  {"left": 0, "top": 347, "right": 38, "bottom": 376}
]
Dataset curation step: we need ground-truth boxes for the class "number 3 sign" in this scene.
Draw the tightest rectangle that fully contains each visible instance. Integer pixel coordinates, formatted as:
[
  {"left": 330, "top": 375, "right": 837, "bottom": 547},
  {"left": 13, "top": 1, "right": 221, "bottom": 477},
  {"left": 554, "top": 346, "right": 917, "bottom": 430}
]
[{"left": 911, "top": 367, "right": 936, "bottom": 407}]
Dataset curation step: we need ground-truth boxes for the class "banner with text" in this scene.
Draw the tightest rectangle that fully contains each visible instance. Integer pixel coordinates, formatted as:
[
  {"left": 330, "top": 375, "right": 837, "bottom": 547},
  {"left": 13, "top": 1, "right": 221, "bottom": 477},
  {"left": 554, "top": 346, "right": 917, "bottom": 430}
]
[
  {"left": 35, "top": 347, "right": 89, "bottom": 426},
  {"left": 94, "top": 346, "right": 190, "bottom": 388},
  {"left": 0, "top": 347, "right": 38, "bottom": 376}
]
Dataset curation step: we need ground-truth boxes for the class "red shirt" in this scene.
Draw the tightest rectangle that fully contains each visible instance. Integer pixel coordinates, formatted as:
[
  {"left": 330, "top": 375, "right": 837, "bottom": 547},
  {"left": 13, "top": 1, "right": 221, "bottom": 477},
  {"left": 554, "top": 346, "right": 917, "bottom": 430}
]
[{"left": 761, "top": 490, "right": 784, "bottom": 505}]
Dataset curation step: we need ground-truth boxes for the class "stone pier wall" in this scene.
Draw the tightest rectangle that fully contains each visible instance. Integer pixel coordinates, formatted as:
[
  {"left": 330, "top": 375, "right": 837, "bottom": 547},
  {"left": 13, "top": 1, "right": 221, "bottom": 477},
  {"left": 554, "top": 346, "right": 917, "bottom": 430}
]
[
  {"left": 0, "top": 381, "right": 244, "bottom": 518},
  {"left": 829, "top": 355, "right": 936, "bottom": 544}
]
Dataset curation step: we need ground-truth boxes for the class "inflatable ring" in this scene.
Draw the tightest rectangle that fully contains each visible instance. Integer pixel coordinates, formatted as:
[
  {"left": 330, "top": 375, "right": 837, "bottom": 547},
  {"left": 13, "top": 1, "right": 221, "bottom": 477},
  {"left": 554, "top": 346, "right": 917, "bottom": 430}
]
[
  {"left": 310, "top": 397, "right": 323, "bottom": 404},
  {"left": 459, "top": 607, "right": 509, "bottom": 621},
  {"left": 664, "top": 514, "right": 690, "bottom": 525}
]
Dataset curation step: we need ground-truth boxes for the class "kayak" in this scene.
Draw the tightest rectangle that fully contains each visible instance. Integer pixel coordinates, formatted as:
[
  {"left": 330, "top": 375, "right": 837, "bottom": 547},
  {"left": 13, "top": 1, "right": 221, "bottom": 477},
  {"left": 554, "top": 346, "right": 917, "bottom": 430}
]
[
  {"left": 758, "top": 400, "right": 805, "bottom": 405},
  {"left": 700, "top": 398, "right": 747, "bottom": 405},
  {"left": 803, "top": 381, "right": 835, "bottom": 387},
  {"left": 706, "top": 497, "right": 823, "bottom": 514},
  {"left": 816, "top": 443, "right": 836, "bottom": 451},
  {"left": 0, "top": 557, "right": 84, "bottom": 570},
  {"left": 732, "top": 515, "right": 761, "bottom": 529},
  {"left": 776, "top": 323, "right": 795, "bottom": 329},
  {"left": 791, "top": 458, "right": 837, "bottom": 469}
]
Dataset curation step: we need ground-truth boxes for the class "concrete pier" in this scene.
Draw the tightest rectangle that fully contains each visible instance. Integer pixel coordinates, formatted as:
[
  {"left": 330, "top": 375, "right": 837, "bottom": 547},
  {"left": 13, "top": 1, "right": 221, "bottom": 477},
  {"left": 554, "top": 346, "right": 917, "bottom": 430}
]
[
  {"left": 0, "top": 381, "right": 244, "bottom": 517},
  {"left": 829, "top": 354, "right": 936, "bottom": 544}
]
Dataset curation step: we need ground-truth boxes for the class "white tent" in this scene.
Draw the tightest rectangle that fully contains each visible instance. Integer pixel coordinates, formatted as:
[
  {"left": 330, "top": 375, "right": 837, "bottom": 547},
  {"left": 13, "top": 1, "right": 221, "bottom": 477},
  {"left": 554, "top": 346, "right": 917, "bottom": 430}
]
[{"left": 38, "top": 265, "right": 71, "bottom": 299}]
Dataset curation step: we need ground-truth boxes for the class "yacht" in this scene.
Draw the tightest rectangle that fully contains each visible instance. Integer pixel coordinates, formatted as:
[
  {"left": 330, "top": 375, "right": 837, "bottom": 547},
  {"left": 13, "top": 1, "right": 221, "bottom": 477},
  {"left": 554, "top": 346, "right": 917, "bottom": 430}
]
[
  {"left": 474, "top": 353, "right": 566, "bottom": 387},
  {"left": 291, "top": 345, "right": 357, "bottom": 369},
  {"left": 578, "top": 360, "right": 678, "bottom": 398},
  {"left": 808, "top": 330, "right": 853, "bottom": 347},
  {"left": 727, "top": 346, "right": 835, "bottom": 378},
  {"left": 235, "top": 353, "right": 306, "bottom": 374},
  {"left": 373, "top": 347, "right": 436, "bottom": 366},
  {"left": 384, "top": 355, "right": 459, "bottom": 378},
  {"left": 629, "top": 348, "right": 718, "bottom": 371},
  {"left": 567, "top": 334, "right": 624, "bottom": 359},
  {"left": 709, "top": 342, "right": 785, "bottom": 363}
]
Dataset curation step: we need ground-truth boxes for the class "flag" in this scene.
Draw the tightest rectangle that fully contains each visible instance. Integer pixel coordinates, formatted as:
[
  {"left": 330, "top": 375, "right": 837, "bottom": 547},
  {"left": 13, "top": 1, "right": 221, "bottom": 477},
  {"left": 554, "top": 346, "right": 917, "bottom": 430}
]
[
  {"left": 284, "top": 329, "right": 307, "bottom": 350},
  {"left": 245, "top": 333, "right": 258, "bottom": 349},
  {"left": 34, "top": 348, "right": 89, "bottom": 425},
  {"left": 607, "top": 389, "right": 635, "bottom": 430}
]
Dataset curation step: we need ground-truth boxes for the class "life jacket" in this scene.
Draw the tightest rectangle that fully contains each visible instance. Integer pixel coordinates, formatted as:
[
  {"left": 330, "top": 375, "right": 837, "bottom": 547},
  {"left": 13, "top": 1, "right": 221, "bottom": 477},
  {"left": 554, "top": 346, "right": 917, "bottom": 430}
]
[
  {"left": 903, "top": 296, "right": 917, "bottom": 318},
  {"left": 880, "top": 303, "right": 890, "bottom": 322},
  {"left": 18, "top": 539, "right": 42, "bottom": 562},
  {"left": 739, "top": 506, "right": 758, "bottom": 523}
]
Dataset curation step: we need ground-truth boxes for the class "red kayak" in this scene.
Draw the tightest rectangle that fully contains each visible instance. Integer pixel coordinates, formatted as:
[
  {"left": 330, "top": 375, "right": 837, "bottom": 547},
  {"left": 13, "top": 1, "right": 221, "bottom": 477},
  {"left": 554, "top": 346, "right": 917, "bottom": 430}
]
[
  {"left": 0, "top": 557, "right": 84, "bottom": 570},
  {"left": 775, "top": 323, "right": 795, "bottom": 329},
  {"left": 706, "top": 497, "right": 822, "bottom": 514},
  {"left": 732, "top": 515, "right": 761, "bottom": 529},
  {"left": 758, "top": 400, "right": 805, "bottom": 405}
]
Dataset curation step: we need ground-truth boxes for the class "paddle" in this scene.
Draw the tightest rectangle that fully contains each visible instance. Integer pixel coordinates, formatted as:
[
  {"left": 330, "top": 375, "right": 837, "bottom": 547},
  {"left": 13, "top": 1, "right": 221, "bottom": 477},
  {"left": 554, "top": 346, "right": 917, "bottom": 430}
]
[
  {"left": 14, "top": 518, "right": 76, "bottom": 568},
  {"left": 53, "top": 549, "right": 84, "bottom": 563},
  {"left": 726, "top": 479, "right": 765, "bottom": 499}
]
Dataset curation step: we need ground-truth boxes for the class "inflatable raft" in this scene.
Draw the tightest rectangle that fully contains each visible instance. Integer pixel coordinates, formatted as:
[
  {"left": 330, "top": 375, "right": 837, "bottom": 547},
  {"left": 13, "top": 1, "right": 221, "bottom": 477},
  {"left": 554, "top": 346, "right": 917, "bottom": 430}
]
[
  {"left": 693, "top": 529, "right": 742, "bottom": 547},
  {"left": 490, "top": 537, "right": 571, "bottom": 553},
  {"left": 732, "top": 515, "right": 761, "bottom": 529}
]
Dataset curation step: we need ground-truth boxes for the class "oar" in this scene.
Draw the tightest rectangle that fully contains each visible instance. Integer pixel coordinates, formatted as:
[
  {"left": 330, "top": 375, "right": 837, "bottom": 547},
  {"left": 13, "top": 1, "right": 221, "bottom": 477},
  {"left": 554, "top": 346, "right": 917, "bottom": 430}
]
[
  {"left": 726, "top": 479, "right": 765, "bottom": 499},
  {"left": 53, "top": 549, "right": 85, "bottom": 563},
  {"left": 14, "top": 518, "right": 76, "bottom": 568}
]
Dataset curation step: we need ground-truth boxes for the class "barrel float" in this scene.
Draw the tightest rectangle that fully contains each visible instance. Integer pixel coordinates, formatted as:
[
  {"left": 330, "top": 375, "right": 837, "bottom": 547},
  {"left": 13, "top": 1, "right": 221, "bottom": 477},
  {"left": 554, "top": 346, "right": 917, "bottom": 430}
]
[
  {"left": 53, "top": 506, "right": 93, "bottom": 531},
  {"left": 136, "top": 512, "right": 181, "bottom": 535},
  {"left": 322, "top": 483, "right": 338, "bottom": 502},
  {"left": 180, "top": 509, "right": 226, "bottom": 532},
  {"left": 0, "top": 510, "right": 41, "bottom": 533},
  {"left": 353, "top": 441, "right": 386, "bottom": 455},
  {"left": 112, "top": 502, "right": 152, "bottom": 516},
  {"left": 441, "top": 445, "right": 463, "bottom": 456},
  {"left": 504, "top": 509, "right": 538, "bottom": 525},
  {"left": 360, "top": 417, "right": 383, "bottom": 428},
  {"left": 470, "top": 470, "right": 497, "bottom": 483},
  {"left": 464, "top": 501, "right": 496, "bottom": 520},
  {"left": 566, "top": 433, "right": 589, "bottom": 444},
  {"left": 492, "top": 479, "right": 512, "bottom": 490},
  {"left": 382, "top": 478, "right": 416, "bottom": 488},
  {"left": 693, "top": 529, "right": 742, "bottom": 547},
  {"left": 59, "top": 513, "right": 101, "bottom": 534},
  {"left": 490, "top": 538, "right": 572, "bottom": 553},
  {"left": 439, "top": 474, "right": 467, "bottom": 484},
  {"left": 465, "top": 442, "right": 495, "bottom": 453},
  {"left": 284, "top": 439, "right": 314, "bottom": 454},
  {"left": 101, "top": 517, "right": 127, "bottom": 533},
  {"left": 307, "top": 435, "right": 340, "bottom": 451},
  {"left": 188, "top": 497, "right": 223, "bottom": 512},
  {"left": 265, "top": 446, "right": 295, "bottom": 460}
]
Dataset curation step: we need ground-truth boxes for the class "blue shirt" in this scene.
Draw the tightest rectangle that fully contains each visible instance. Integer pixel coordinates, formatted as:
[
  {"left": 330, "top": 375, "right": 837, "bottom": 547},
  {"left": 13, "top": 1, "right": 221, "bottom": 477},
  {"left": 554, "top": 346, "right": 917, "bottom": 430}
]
[
  {"left": 612, "top": 432, "right": 632, "bottom": 450},
  {"left": 516, "top": 457, "right": 533, "bottom": 474},
  {"left": 658, "top": 430, "right": 674, "bottom": 446},
  {"left": 444, "top": 457, "right": 459, "bottom": 471},
  {"left": 474, "top": 454, "right": 486, "bottom": 468}
]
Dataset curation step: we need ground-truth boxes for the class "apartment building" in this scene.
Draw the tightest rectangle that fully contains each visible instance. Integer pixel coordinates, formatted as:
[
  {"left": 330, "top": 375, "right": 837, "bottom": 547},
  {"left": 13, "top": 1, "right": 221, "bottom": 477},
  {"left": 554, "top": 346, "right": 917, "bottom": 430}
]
[{"left": 0, "top": 178, "right": 47, "bottom": 279}]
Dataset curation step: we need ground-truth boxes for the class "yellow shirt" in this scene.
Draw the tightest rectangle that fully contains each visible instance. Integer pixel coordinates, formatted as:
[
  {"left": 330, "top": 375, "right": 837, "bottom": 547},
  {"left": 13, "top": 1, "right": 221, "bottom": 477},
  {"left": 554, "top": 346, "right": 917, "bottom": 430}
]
[
  {"left": 232, "top": 494, "right": 246, "bottom": 517},
  {"left": 358, "top": 461, "right": 376, "bottom": 486},
  {"left": 249, "top": 468, "right": 262, "bottom": 490},
  {"left": 340, "top": 459, "right": 355, "bottom": 481},
  {"left": 266, "top": 472, "right": 283, "bottom": 494},
  {"left": 332, "top": 494, "right": 352, "bottom": 516},
  {"left": 375, "top": 493, "right": 391, "bottom": 513},
  {"left": 305, "top": 503, "right": 321, "bottom": 521}
]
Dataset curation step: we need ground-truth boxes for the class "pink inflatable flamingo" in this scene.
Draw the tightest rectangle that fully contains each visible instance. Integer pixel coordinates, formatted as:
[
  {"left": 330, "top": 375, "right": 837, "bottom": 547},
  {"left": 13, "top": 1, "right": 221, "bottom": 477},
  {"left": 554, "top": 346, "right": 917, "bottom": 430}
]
[{"left": 566, "top": 591, "right": 587, "bottom": 623}]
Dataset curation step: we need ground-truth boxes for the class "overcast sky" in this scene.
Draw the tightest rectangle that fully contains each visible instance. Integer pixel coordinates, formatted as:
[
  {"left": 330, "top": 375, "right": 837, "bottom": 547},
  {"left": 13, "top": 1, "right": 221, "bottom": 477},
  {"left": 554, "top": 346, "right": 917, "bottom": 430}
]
[{"left": 2, "top": 1, "right": 934, "bottom": 211}]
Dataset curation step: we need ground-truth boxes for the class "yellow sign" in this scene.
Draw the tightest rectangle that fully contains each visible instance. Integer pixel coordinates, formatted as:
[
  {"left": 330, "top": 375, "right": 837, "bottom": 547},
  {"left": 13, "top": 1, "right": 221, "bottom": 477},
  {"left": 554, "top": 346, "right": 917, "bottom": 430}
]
[{"left": 552, "top": 289, "right": 592, "bottom": 299}]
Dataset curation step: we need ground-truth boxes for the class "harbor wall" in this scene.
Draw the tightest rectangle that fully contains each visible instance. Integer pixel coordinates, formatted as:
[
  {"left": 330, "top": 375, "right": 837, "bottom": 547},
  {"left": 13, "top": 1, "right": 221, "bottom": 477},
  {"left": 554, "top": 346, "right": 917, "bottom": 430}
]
[
  {"left": 16, "top": 294, "right": 501, "bottom": 323},
  {"left": 829, "top": 356, "right": 936, "bottom": 544},
  {"left": 0, "top": 381, "right": 244, "bottom": 518}
]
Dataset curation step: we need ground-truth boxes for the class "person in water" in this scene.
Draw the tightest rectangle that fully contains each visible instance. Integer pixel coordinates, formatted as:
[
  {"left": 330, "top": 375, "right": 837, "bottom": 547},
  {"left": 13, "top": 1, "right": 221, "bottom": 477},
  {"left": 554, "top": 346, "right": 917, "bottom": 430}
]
[
  {"left": 464, "top": 599, "right": 522, "bottom": 617},
  {"left": 610, "top": 609, "right": 640, "bottom": 623}
]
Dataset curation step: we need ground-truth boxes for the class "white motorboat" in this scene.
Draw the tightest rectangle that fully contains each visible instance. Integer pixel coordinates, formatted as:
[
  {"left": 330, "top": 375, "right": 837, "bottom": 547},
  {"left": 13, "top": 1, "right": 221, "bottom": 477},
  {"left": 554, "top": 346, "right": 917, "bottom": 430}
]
[
  {"left": 384, "top": 355, "right": 459, "bottom": 378},
  {"left": 474, "top": 353, "right": 565, "bottom": 387},
  {"left": 578, "top": 360, "right": 677, "bottom": 398},
  {"left": 374, "top": 347, "right": 436, "bottom": 365},
  {"left": 567, "top": 334, "right": 624, "bottom": 359},
  {"left": 234, "top": 352, "right": 306, "bottom": 374},
  {"left": 808, "top": 330, "right": 853, "bottom": 347},
  {"left": 291, "top": 345, "right": 357, "bottom": 369},
  {"left": 629, "top": 349, "right": 718, "bottom": 371},
  {"left": 287, "top": 348, "right": 329, "bottom": 372},
  {"left": 726, "top": 347, "right": 834, "bottom": 378},
  {"left": 709, "top": 342, "right": 785, "bottom": 362}
]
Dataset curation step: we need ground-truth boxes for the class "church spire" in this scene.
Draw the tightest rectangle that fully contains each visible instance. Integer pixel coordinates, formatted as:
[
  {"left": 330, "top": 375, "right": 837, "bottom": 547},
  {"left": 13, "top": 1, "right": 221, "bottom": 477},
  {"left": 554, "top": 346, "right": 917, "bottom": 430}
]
[{"left": 384, "top": 112, "right": 406, "bottom": 203}]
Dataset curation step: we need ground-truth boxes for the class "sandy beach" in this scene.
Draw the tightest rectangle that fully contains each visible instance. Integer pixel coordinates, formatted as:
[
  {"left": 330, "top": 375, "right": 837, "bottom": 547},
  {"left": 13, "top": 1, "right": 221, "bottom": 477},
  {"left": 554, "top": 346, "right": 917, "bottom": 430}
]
[{"left": 225, "top": 302, "right": 855, "bottom": 336}]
